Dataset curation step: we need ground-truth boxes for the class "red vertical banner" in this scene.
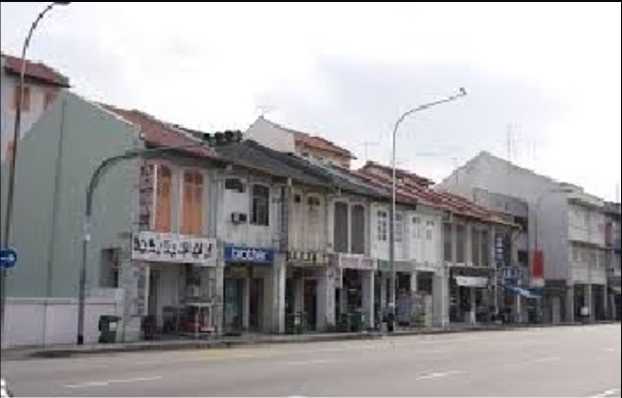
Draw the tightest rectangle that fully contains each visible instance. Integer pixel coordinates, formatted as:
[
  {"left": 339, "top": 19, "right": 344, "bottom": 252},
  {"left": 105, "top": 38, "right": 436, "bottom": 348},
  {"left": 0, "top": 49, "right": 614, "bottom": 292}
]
[{"left": 532, "top": 250, "right": 544, "bottom": 287}]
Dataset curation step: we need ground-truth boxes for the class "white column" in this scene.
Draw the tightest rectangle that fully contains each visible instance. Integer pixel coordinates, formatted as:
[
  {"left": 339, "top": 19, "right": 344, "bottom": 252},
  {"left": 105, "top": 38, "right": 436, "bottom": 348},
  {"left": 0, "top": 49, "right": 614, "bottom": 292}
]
[
  {"left": 410, "top": 271, "right": 418, "bottom": 294},
  {"left": 433, "top": 270, "right": 449, "bottom": 327},
  {"left": 272, "top": 255, "right": 286, "bottom": 333},
  {"left": 515, "top": 295, "right": 522, "bottom": 323},
  {"left": 214, "top": 264, "right": 224, "bottom": 335},
  {"left": 242, "top": 276, "right": 250, "bottom": 330},
  {"left": 552, "top": 296, "right": 561, "bottom": 324},
  {"left": 317, "top": 267, "right": 336, "bottom": 330},
  {"left": 361, "top": 270, "right": 375, "bottom": 328}
]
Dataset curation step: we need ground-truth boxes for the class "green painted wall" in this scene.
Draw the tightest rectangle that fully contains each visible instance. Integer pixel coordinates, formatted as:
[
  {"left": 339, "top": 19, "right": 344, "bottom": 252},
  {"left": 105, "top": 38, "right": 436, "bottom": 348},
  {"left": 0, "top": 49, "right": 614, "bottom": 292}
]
[{"left": 1, "top": 92, "right": 139, "bottom": 297}]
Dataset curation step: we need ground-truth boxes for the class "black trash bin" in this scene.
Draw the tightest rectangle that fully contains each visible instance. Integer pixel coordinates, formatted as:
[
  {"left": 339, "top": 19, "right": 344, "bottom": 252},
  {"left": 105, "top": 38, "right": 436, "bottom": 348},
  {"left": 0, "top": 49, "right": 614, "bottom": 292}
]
[
  {"left": 142, "top": 315, "right": 157, "bottom": 340},
  {"left": 98, "top": 315, "right": 120, "bottom": 343}
]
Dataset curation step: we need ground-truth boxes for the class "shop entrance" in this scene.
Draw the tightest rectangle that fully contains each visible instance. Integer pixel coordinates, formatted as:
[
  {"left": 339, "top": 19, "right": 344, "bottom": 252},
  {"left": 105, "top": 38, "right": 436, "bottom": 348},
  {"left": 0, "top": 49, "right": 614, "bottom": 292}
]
[
  {"left": 224, "top": 278, "right": 243, "bottom": 332},
  {"left": 304, "top": 279, "right": 318, "bottom": 331},
  {"left": 249, "top": 278, "right": 264, "bottom": 331}
]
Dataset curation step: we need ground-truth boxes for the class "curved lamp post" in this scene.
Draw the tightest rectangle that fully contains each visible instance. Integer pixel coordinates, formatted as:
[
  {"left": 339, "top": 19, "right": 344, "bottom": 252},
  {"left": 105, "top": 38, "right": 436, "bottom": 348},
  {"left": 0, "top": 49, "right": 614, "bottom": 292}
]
[
  {"left": 388, "top": 88, "right": 467, "bottom": 309},
  {"left": 1, "top": 0, "right": 70, "bottom": 347}
]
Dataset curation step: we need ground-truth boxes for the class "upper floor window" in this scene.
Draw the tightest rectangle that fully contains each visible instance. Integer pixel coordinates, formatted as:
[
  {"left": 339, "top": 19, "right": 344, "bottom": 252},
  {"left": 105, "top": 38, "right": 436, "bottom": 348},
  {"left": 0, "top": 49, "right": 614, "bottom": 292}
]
[
  {"left": 334, "top": 202, "right": 349, "bottom": 252},
  {"left": 481, "top": 230, "right": 489, "bottom": 267},
  {"left": 471, "top": 229, "right": 481, "bottom": 265},
  {"left": 412, "top": 217, "right": 421, "bottom": 239},
  {"left": 395, "top": 213, "right": 404, "bottom": 242},
  {"left": 225, "top": 178, "right": 245, "bottom": 192},
  {"left": 456, "top": 224, "right": 466, "bottom": 263},
  {"left": 154, "top": 165, "right": 172, "bottom": 232},
  {"left": 44, "top": 90, "right": 56, "bottom": 110},
  {"left": 425, "top": 221, "right": 434, "bottom": 241},
  {"left": 251, "top": 184, "right": 270, "bottom": 226},
  {"left": 12, "top": 86, "right": 31, "bottom": 112},
  {"left": 351, "top": 204, "right": 365, "bottom": 254},
  {"left": 377, "top": 211, "right": 388, "bottom": 242},
  {"left": 443, "top": 223, "right": 453, "bottom": 262},
  {"left": 181, "top": 170, "right": 204, "bottom": 235}
]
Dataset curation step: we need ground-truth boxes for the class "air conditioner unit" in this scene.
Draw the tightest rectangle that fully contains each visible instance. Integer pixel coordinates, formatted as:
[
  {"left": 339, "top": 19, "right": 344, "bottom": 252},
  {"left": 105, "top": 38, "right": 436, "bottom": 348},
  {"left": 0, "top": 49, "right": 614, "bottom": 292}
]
[
  {"left": 231, "top": 212, "right": 248, "bottom": 224},
  {"left": 186, "top": 285, "right": 201, "bottom": 298}
]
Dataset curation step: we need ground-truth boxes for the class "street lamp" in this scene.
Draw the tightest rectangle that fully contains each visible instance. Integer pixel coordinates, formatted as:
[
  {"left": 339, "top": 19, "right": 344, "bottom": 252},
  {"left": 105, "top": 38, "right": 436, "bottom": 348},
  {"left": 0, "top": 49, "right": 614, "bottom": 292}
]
[
  {"left": 388, "top": 88, "right": 467, "bottom": 309},
  {"left": 1, "top": 0, "right": 70, "bottom": 347}
]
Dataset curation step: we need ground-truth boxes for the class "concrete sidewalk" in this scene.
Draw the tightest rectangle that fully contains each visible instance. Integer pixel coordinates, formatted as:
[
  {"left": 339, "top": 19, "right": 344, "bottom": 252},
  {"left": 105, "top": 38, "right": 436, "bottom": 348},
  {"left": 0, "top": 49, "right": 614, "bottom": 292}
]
[{"left": 2, "top": 321, "right": 617, "bottom": 361}]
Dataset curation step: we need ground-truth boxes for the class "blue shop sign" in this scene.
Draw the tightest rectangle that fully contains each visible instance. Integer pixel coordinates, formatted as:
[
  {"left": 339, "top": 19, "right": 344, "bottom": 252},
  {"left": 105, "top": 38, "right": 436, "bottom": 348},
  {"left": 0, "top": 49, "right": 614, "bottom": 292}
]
[{"left": 224, "top": 245, "right": 274, "bottom": 265}]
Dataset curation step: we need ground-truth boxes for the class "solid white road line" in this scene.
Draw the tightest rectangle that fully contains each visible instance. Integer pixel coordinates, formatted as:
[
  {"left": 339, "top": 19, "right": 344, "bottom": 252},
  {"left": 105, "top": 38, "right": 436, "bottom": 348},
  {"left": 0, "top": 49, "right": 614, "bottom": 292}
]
[
  {"left": 415, "top": 370, "right": 465, "bottom": 381},
  {"left": 63, "top": 376, "right": 163, "bottom": 389}
]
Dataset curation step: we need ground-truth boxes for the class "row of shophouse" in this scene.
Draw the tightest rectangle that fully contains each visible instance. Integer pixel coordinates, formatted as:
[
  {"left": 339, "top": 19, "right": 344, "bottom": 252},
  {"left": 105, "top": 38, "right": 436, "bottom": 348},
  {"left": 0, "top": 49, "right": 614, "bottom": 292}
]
[
  {"left": 1, "top": 91, "right": 527, "bottom": 347},
  {"left": 1, "top": 54, "right": 620, "bottom": 348}
]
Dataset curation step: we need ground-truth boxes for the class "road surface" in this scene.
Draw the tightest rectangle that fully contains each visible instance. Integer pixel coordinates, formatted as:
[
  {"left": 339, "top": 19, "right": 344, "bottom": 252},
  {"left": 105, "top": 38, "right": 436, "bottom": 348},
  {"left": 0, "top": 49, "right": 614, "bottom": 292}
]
[{"left": 2, "top": 324, "right": 620, "bottom": 396}]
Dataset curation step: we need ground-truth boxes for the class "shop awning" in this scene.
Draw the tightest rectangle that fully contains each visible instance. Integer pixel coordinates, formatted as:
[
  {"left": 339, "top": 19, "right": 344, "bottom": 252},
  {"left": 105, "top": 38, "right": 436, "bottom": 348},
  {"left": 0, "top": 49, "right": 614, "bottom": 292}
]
[
  {"left": 455, "top": 276, "right": 488, "bottom": 288},
  {"left": 503, "top": 285, "right": 542, "bottom": 299}
]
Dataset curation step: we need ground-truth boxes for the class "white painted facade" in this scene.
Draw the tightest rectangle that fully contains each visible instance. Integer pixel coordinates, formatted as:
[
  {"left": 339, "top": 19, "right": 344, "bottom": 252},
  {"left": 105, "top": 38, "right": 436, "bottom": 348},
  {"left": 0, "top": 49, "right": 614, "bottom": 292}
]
[{"left": 245, "top": 116, "right": 296, "bottom": 154}]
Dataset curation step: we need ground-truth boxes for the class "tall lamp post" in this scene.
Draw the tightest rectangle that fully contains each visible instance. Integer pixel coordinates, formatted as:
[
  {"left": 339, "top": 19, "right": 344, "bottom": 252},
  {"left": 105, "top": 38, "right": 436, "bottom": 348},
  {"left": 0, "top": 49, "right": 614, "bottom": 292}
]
[
  {"left": 1, "top": 1, "right": 70, "bottom": 346},
  {"left": 389, "top": 88, "right": 467, "bottom": 308}
]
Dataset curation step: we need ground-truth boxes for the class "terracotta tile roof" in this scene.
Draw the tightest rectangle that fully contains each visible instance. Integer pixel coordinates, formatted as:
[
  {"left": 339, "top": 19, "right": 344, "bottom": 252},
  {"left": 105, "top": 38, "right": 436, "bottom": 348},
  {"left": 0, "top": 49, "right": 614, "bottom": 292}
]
[
  {"left": 100, "top": 104, "right": 220, "bottom": 159},
  {"left": 361, "top": 160, "right": 435, "bottom": 187},
  {"left": 356, "top": 163, "right": 516, "bottom": 226},
  {"left": 2, "top": 53, "right": 70, "bottom": 87},
  {"left": 260, "top": 117, "right": 355, "bottom": 159}
]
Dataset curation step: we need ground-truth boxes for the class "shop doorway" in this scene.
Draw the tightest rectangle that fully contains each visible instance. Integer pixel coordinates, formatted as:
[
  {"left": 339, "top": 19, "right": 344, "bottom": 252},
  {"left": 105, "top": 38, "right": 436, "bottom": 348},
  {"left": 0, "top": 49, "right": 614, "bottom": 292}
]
[
  {"left": 304, "top": 279, "right": 318, "bottom": 331},
  {"left": 224, "top": 278, "right": 243, "bottom": 333},
  {"left": 249, "top": 278, "right": 264, "bottom": 331}
]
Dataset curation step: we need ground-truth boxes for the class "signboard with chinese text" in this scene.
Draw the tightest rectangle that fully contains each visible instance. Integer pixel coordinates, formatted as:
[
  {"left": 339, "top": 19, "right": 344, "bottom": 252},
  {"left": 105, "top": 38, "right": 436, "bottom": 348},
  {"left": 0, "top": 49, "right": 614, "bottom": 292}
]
[{"left": 131, "top": 231, "right": 216, "bottom": 265}]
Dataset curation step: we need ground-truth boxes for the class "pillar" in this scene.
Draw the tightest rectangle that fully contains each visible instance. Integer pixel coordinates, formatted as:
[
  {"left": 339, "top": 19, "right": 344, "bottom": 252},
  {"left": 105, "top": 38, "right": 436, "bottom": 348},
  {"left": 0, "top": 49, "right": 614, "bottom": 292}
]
[
  {"left": 432, "top": 270, "right": 449, "bottom": 327},
  {"left": 552, "top": 296, "right": 561, "bottom": 324},
  {"left": 317, "top": 267, "right": 336, "bottom": 330},
  {"left": 379, "top": 273, "right": 387, "bottom": 312},
  {"left": 566, "top": 285, "right": 575, "bottom": 323},
  {"left": 515, "top": 294, "right": 522, "bottom": 323},
  {"left": 586, "top": 283, "right": 594, "bottom": 322},
  {"left": 242, "top": 276, "right": 250, "bottom": 330},
  {"left": 603, "top": 283, "right": 608, "bottom": 320},
  {"left": 410, "top": 271, "right": 418, "bottom": 294},
  {"left": 214, "top": 264, "right": 224, "bottom": 335},
  {"left": 361, "top": 270, "right": 375, "bottom": 329},
  {"left": 470, "top": 287, "right": 477, "bottom": 325},
  {"left": 272, "top": 254, "right": 286, "bottom": 333}
]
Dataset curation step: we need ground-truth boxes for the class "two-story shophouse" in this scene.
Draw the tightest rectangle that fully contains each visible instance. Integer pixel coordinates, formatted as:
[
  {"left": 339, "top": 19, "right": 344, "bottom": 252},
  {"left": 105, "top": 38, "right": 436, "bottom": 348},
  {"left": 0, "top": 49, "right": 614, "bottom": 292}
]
[{"left": 1, "top": 92, "right": 225, "bottom": 347}]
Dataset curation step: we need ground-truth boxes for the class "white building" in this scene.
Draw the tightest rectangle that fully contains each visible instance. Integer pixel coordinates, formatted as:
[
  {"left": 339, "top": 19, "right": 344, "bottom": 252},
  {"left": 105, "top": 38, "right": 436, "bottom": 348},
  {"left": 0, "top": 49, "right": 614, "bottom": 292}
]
[{"left": 438, "top": 151, "right": 610, "bottom": 323}]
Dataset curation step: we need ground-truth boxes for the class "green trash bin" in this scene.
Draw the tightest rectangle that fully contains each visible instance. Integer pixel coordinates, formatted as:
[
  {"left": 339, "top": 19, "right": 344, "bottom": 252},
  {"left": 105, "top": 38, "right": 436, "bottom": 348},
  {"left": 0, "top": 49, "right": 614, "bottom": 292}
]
[
  {"left": 98, "top": 315, "right": 120, "bottom": 343},
  {"left": 351, "top": 311, "right": 366, "bottom": 332}
]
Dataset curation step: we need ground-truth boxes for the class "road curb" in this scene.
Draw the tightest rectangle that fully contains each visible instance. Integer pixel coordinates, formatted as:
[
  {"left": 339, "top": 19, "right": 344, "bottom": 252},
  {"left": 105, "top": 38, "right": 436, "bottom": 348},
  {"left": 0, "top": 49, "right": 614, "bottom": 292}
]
[{"left": 2, "top": 321, "right": 619, "bottom": 360}]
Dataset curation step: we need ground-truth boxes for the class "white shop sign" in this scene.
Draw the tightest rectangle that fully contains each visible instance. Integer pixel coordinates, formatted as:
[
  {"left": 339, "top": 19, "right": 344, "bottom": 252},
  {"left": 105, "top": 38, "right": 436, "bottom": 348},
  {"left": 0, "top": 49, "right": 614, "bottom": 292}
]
[
  {"left": 455, "top": 276, "right": 489, "bottom": 288},
  {"left": 338, "top": 254, "right": 375, "bottom": 270},
  {"left": 132, "top": 231, "right": 217, "bottom": 265}
]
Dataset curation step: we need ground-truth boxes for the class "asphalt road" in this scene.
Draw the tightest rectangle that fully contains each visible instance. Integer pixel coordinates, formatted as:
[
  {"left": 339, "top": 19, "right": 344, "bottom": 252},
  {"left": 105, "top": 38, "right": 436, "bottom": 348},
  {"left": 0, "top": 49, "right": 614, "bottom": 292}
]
[{"left": 2, "top": 324, "right": 620, "bottom": 397}]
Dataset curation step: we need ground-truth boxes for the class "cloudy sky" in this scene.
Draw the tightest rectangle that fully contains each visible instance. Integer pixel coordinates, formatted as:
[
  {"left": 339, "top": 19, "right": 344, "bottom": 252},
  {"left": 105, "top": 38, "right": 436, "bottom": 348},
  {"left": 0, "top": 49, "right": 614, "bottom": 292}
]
[{"left": 2, "top": 2, "right": 620, "bottom": 200}]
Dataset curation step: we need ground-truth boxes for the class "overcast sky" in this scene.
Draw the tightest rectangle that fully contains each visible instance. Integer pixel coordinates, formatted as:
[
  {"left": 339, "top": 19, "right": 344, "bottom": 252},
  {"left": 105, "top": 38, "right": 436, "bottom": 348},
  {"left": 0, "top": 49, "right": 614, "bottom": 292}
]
[{"left": 2, "top": 2, "right": 620, "bottom": 200}]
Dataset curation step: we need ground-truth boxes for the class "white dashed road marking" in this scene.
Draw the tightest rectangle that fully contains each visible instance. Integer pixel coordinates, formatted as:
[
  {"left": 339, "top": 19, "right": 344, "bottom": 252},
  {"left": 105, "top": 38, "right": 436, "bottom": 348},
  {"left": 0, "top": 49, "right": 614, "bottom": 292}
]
[
  {"left": 415, "top": 370, "right": 465, "bottom": 381},
  {"left": 63, "top": 376, "right": 162, "bottom": 389}
]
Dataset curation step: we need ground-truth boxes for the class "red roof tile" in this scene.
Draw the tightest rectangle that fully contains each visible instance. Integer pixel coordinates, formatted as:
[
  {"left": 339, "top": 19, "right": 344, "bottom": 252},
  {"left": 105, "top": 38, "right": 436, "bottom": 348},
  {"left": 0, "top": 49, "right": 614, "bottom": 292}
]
[
  {"left": 100, "top": 104, "right": 220, "bottom": 160},
  {"left": 2, "top": 53, "right": 70, "bottom": 87}
]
